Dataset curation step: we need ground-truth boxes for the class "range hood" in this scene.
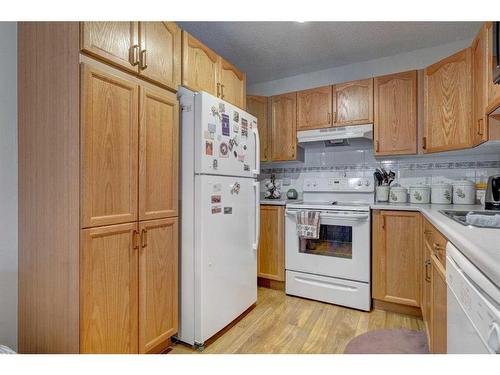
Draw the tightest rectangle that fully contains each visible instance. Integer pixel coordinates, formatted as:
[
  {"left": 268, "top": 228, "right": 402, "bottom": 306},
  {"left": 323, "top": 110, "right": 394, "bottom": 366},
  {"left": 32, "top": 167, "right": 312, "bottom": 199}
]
[{"left": 297, "top": 124, "right": 373, "bottom": 146}]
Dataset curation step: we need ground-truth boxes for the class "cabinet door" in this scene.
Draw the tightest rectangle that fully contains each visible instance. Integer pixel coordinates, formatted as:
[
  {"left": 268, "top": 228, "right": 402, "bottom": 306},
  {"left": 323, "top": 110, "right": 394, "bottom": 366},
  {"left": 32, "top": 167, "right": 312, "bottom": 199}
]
[
  {"left": 374, "top": 71, "right": 417, "bottom": 155},
  {"left": 80, "top": 223, "right": 139, "bottom": 354},
  {"left": 297, "top": 85, "right": 333, "bottom": 130},
  {"left": 422, "top": 243, "right": 432, "bottom": 338},
  {"left": 139, "top": 218, "right": 178, "bottom": 354},
  {"left": 247, "top": 95, "right": 269, "bottom": 162},
  {"left": 472, "top": 24, "right": 488, "bottom": 144},
  {"left": 335, "top": 78, "right": 373, "bottom": 126},
  {"left": 138, "top": 22, "right": 181, "bottom": 91},
  {"left": 139, "top": 86, "right": 179, "bottom": 221},
  {"left": 431, "top": 255, "right": 447, "bottom": 354},
  {"left": 486, "top": 22, "right": 500, "bottom": 113},
  {"left": 423, "top": 48, "right": 472, "bottom": 153},
  {"left": 81, "top": 22, "right": 139, "bottom": 73},
  {"left": 271, "top": 92, "right": 297, "bottom": 161},
  {"left": 182, "top": 31, "right": 219, "bottom": 96},
  {"left": 372, "top": 210, "right": 422, "bottom": 307},
  {"left": 81, "top": 64, "right": 139, "bottom": 228},
  {"left": 258, "top": 206, "right": 285, "bottom": 281},
  {"left": 220, "top": 57, "right": 246, "bottom": 108}
]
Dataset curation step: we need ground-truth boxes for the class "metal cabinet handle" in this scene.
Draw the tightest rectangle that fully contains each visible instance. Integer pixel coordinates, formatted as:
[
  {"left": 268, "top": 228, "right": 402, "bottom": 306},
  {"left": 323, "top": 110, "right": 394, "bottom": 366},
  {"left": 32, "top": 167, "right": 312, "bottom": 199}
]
[
  {"left": 217, "top": 83, "right": 221, "bottom": 98},
  {"left": 327, "top": 113, "right": 331, "bottom": 123},
  {"left": 424, "top": 259, "right": 431, "bottom": 282},
  {"left": 140, "top": 49, "right": 148, "bottom": 70},
  {"left": 424, "top": 230, "right": 432, "bottom": 235},
  {"left": 221, "top": 84, "right": 225, "bottom": 99},
  {"left": 375, "top": 140, "right": 380, "bottom": 152},
  {"left": 130, "top": 45, "right": 140, "bottom": 66},
  {"left": 478, "top": 119, "right": 484, "bottom": 136},
  {"left": 422, "top": 136, "right": 427, "bottom": 150},
  {"left": 141, "top": 229, "right": 148, "bottom": 249},
  {"left": 133, "top": 230, "right": 140, "bottom": 250}
]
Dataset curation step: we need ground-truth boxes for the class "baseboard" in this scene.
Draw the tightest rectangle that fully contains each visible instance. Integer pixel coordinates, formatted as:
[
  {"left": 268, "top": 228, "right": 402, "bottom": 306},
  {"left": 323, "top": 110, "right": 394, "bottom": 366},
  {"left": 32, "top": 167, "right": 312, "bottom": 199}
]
[
  {"left": 373, "top": 299, "right": 423, "bottom": 317},
  {"left": 258, "top": 277, "right": 285, "bottom": 291}
]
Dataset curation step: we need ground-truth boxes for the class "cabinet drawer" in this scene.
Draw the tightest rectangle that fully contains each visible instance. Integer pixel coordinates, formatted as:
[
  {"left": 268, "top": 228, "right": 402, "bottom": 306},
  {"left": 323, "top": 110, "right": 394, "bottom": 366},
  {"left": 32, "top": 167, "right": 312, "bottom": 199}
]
[{"left": 423, "top": 219, "right": 447, "bottom": 269}]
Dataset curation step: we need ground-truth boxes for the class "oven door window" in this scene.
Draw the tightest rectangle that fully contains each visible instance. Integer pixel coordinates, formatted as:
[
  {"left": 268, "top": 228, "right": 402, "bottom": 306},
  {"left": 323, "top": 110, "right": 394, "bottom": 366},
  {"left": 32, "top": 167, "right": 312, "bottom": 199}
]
[{"left": 299, "top": 223, "right": 352, "bottom": 259}]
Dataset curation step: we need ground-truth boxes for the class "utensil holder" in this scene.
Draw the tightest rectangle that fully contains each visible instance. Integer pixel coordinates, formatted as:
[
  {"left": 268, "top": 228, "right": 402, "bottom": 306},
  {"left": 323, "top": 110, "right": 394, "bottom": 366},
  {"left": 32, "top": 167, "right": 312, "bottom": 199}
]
[{"left": 376, "top": 186, "right": 389, "bottom": 202}]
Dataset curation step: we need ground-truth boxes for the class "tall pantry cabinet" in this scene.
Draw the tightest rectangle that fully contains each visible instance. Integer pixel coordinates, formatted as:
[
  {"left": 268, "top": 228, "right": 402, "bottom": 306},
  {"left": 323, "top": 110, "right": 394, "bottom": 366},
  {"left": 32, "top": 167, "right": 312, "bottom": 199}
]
[{"left": 19, "top": 22, "right": 179, "bottom": 354}]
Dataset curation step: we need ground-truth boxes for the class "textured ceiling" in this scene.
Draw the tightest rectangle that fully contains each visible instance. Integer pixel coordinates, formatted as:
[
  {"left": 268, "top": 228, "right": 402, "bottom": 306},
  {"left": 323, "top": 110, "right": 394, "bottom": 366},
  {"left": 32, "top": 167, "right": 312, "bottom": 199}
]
[{"left": 178, "top": 22, "right": 481, "bottom": 84}]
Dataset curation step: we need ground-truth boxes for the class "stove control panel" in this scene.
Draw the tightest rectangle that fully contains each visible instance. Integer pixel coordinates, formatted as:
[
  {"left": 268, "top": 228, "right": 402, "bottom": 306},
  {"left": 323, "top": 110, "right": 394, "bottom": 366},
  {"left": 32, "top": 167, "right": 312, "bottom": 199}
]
[{"left": 303, "top": 177, "right": 374, "bottom": 192}]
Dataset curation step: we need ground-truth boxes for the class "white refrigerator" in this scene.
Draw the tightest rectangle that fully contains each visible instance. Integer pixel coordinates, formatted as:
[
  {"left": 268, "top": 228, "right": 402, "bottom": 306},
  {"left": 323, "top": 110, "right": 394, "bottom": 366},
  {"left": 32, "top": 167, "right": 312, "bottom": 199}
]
[{"left": 177, "top": 88, "right": 260, "bottom": 347}]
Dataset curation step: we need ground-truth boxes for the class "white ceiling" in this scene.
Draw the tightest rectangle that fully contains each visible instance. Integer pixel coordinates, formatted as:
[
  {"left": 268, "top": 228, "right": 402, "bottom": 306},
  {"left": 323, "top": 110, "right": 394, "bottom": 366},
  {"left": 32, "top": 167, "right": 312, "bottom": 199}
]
[{"left": 178, "top": 22, "right": 481, "bottom": 84}]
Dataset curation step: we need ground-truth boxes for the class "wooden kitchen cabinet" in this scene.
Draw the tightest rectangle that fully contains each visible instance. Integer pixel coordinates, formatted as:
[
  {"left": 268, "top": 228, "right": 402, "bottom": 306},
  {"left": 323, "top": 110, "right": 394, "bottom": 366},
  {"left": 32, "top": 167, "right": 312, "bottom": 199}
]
[
  {"left": 334, "top": 78, "right": 373, "bottom": 126},
  {"left": 81, "top": 64, "right": 139, "bottom": 228},
  {"left": 182, "top": 31, "right": 219, "bottom": 96},
  {"left": 472, "top": 24, "right": 489, "bottom": 145},
  {"left": 372, "top": 210, "right": 422, "bottom": 308},
  {"left": 271, "top": 92, "right": 299, "bottom": 161},
  {"left": 81, "top": 22, "right": 181, "bottom": 91},
  {"left": 19, "top": 23, "right": 179, "bottom": 354},
  {"left": 422, "top": 243, "right": 432, "bottom": 339},
  {"left": 374, "top": 71, "right": 417, "bottom": 155},
  {"left": 138, "top": 22, "right": 181, "bottom": 90},
  {"left": 423, "top": 48, "right": 473, "bottom": 153},
  {"left": 81, "top": 22, "right": 139, "bottom": 73},
  {"left": 247, "top": 95, "right": 270, "bottom": 162},
  {"left": 219, "top": 57, "right": 246, "bottom": 109},
  {"left": 80, "top": 223, "right": 139, "bottom": 354},
  {"left": 430, "top": 254, "right": 447, "bottom": 354},
  {"left": 138, "top": 218, "right": 178, "bottom": 354},
  {"left": 258, "top": 205, "right": 285, "bottom": 282},
  {"left": 139, "top": 86, "right": 179, "bottom": 221},
  {"left": 297, "top": 85, "right": 333, "bottom": 130}
]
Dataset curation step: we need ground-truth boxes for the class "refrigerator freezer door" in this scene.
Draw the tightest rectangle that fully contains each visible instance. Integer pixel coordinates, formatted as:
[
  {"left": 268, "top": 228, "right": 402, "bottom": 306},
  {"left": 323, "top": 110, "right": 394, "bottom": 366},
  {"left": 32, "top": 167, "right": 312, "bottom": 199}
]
[
  {"left": 195, "top": 174, "right": 257, "bottom": 344},
  {"left": 194, "top": 92, "right": 258, "bottom": 178}
]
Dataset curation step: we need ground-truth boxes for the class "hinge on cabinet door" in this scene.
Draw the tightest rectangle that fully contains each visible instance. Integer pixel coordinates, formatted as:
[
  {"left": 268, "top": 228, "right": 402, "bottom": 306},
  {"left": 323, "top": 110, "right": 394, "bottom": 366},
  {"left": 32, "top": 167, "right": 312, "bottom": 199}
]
[
  {"left": 478, "top": 119, "right": 484, "bottom": 136},
  {"left": 181, "top": 104, "right": 192, "bottom": 112},
  {"left": 422, "top": 137, "right": 427, "bottom": 150},
  {"left": 375, "top": 140, "right": 380, "bottom": 153}
]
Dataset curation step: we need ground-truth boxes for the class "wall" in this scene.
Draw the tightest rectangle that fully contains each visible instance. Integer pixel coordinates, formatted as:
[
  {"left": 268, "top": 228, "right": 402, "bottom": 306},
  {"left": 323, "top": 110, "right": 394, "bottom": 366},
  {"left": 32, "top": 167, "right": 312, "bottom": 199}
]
[
  {"left": 0, "top": 22, "right": 17, "bottom": 350},
  {"left": 248, "top": 39, "right": 472, "bottom": 96},
  {"left": 260, "top": 144, "right": 500, "bottom": 199}
]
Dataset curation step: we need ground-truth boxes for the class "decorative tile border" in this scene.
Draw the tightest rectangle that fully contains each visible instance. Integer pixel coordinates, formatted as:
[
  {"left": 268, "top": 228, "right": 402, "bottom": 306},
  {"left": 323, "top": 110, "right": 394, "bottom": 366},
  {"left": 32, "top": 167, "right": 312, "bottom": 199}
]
[{"left": 260, "top": 160, "right": 500, "bottom": 175}]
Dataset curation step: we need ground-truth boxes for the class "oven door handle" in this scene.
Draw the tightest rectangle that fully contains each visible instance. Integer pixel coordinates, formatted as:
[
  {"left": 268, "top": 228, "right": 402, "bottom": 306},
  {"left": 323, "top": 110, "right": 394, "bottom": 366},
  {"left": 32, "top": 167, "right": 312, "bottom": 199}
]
[{"left": 285, "top": 210, "right": 369, "bottom": 221}]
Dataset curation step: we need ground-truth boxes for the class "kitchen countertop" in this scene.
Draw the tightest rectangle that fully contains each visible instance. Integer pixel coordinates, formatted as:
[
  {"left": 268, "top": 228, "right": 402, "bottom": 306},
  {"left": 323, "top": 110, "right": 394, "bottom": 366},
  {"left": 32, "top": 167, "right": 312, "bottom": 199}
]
[{"left": 371, "top": 202, "right": 500, "bottom": 288}]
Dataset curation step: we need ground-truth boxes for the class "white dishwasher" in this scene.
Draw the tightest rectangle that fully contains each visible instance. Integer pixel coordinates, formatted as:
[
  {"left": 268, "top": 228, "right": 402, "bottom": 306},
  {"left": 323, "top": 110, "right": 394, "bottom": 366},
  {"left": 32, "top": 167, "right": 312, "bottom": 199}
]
[{"left": 446, "top": 242, "right": 500, "bottom": 354}]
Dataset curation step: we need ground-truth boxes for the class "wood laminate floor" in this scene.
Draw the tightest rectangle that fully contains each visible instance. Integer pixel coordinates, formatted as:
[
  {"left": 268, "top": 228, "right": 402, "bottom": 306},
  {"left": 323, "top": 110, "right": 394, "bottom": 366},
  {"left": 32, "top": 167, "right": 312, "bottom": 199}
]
[{"left": 170, "top": 287, "right": 425, "bottom": 354}]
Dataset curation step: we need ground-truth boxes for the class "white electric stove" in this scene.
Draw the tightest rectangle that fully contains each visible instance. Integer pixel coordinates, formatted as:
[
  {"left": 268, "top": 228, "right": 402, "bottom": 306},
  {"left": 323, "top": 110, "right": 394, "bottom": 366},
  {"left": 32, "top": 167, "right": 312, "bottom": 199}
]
[{"left": 285, "top": 176, "right": 374, "bottom": 311}]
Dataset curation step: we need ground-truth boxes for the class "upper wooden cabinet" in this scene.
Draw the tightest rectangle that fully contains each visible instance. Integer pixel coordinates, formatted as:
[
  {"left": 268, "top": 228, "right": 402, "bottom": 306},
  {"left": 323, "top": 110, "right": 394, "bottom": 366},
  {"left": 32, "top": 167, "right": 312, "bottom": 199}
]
[
  {"left": 138, "top": 22, "right": 181, "bottom": 90},
  {"left": 182, "top": 31, "right": 219, "bottom": 96},
  {"left": 297, "top": 85, "right": 333, "bottom": 130},
  {"left": 423, "top": 48, "right": 473, "bottom": 153},
  {"left": 374, "top": 71, "right": 417, "bottom": 155},
  {"left": 81, "top": 22, "right": 181, "bottom": 91},
  {"left": 138, "top": 218, "right": 178, "bottom": 354},
  {"left": 247, "top": 95, "right": 270, "bottom": 162},
  {"left": 335, "top": 78, "right": 373, "bottom": 126},
  {"left": 81, "top": 22, "right": 139, "bottom": 73},
  {"left": 472, "top": 24, "right": 489, "bottom": 145},
  {"left": 139, "top": 87, "right": 179, "bottom": 221},
  {"left": 182, "top": 31, "right": 246, "bottom": 108},
  {"left": 271, "top": 92, "right": 298, "bottom": 161},
  {"left": 220, "top": 57, "right": 246, "bottom": 109},
  {"left": 258, "top": 205, "right": 285, "bottom": 282},
  {"left": 81, "top": 64, "right": 139, "bottom": 228},
  {"left": 372, "top": 210, "right": 422, "bottom": 308}
]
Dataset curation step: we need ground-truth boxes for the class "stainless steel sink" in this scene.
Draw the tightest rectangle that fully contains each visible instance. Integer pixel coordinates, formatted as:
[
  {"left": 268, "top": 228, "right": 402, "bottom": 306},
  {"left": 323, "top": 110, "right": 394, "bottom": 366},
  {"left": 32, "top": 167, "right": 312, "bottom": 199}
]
[{"left": 439, "top": 210, "right": 500, "bottom": 229}]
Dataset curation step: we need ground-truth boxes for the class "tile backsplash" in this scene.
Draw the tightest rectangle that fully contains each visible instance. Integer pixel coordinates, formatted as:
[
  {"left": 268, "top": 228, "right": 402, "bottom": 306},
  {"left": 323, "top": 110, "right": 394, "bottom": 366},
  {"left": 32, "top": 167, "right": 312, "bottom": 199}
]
[{"left": 259, "top": 144, "right": 500, "bottom": 194}]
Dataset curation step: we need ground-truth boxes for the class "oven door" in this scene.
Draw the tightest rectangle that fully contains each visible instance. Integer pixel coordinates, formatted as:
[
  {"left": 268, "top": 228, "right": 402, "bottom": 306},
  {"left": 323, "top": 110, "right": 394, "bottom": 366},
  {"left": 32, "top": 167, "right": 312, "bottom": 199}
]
[{"left": 285, "top": 209, "right": 370, "bottom": 282}]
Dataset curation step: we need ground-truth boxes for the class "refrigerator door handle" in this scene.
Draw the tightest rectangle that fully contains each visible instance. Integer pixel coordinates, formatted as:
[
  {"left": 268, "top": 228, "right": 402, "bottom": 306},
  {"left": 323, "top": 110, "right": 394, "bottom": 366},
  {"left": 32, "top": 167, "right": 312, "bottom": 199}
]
[
  {"left": 253, "top": 181, "right": 260, "bottom": 251},
  {"left": 253, "top": 125, "right": 260, "bottom": 177}
]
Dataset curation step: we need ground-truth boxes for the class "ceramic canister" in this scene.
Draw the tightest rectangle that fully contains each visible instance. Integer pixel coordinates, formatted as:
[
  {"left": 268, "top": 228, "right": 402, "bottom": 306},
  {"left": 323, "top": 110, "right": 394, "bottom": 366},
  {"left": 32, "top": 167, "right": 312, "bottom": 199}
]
[
  {"left": 431, "top": 183, "right": 452, "bottom": 204},
  {"left": 409, "top": 185, "right": 431, "bottom": 204},
  {"left": 389, "top": 186, "right": 408, "bottom": 203},
  {"left": 452, "top": 180, "right": 476, "bottom": 205}
]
